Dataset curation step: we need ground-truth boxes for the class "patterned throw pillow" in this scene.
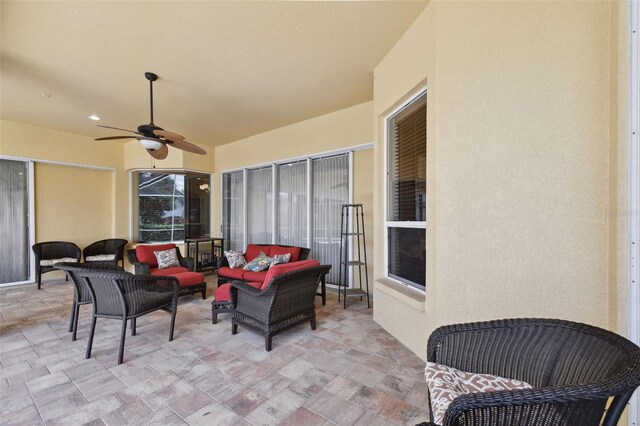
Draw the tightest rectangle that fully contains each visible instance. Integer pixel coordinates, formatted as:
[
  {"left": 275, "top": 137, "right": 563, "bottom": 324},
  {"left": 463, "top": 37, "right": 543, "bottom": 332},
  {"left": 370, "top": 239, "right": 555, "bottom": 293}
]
[
  {"left": 243, "top": 252, "right": 272, "bottom": 272},
  {"left": 85, "top": 254, "right": 116, "bottom": 262},
  {"left": 270, "top": 253, "right": 291, "bottom": 267},
  {"left": 425, "top": 362, "right": 531, "bottom": 425},
  {"left": 154, "top": 248, "right": 180, "bottom": 269},
  {"left": 224, "top": 250, "right": 247, "bottom": 269}
]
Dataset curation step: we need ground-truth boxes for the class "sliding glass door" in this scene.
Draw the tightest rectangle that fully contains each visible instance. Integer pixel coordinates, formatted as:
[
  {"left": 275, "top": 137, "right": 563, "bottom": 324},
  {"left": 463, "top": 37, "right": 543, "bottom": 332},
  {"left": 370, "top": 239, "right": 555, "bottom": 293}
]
[
  {"left": 221, "top": 153, "right": 349, "bottom": 283},
  {"left": 0, "top": 159, "right": 32, "bottom": 284}
]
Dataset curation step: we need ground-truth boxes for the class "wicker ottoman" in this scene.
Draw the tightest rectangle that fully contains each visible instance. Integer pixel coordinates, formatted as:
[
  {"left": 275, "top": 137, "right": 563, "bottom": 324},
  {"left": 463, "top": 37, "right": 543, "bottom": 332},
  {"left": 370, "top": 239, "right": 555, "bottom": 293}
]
[{"left": 172, "top": 271, "right": 207, "bottom": 299}]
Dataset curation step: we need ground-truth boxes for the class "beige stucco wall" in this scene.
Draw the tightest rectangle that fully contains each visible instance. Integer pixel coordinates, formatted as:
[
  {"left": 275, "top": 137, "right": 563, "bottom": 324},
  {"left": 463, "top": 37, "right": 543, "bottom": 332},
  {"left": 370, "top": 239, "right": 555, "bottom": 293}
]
[
  {"left": 0, "top": 120, "right": 128, "bottom": 238},
  {"left": 213, "top": 102, "right": 374, "bottom": 250},
  {"left": 373, "top": 1, "right": 628, "bottom": 357}
]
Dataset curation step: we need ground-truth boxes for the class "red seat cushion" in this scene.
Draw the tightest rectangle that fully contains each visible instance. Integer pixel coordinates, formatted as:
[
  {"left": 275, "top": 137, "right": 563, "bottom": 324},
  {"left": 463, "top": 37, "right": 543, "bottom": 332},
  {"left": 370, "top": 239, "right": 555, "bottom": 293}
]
[
  {"left": 171, "top": 271, "right": 205, "bottom": 287},
  {"left": 135, "top": 244, "right": 176, "bottom": 268},
  {"left": 150, "top": 266, "right": 189, "bottom": 276},
  {"left": 214, "top": 281, "right": 262, "bottom": 301},
  {"left": 260, "top": 259, "right": 320, "bottom": 290},
  {"left": 243, "top": 270, "right": 269, "bottom": 282},
  {"left": 218, "top": 266, "right": 246, "bottom": 280},
  {"left": 245, "top": 244, "right": 272, "bottom": 261},
  {"left": 270, "top": 246, "right": 302, "bottom": 262}
]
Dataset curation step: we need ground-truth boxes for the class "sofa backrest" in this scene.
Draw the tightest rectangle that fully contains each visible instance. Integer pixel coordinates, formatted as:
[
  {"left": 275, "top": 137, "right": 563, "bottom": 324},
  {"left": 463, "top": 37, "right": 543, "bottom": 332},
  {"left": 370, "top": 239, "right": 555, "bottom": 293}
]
[
  {"left": 135, "top": 243, "right": 176, "bottom": 268},
  {"left": 260, "top": 259, "right": 320, "bottom": 291},
  {"left": 244, "top": 244, "right": 304, "bottom": 262}
]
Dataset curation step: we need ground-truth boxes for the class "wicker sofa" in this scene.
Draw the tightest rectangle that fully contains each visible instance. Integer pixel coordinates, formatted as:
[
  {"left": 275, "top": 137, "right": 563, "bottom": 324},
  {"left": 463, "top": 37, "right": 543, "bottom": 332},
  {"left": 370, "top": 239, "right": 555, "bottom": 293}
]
[
  {"left": 126, "top": 243, "right": 206, "bottom": 299},
  {"left": 217, "top": 243, "right": 311, "bottom": 285},
  {"left": 417, "top": 318, "right": 640, "bottom": 426}
]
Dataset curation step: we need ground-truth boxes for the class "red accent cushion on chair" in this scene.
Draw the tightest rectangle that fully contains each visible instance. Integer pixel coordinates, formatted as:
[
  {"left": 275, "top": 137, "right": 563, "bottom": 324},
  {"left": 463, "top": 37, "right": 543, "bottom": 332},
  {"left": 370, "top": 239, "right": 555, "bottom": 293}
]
[
  {"left": 135, "top": 244, "right": 176, "bottom": 268},
  {"left": 218, "top": 266, "right": 246, "bottom": 280},
  {"left": 214, "top": 281, "right": 262, "bottom": 301},
  {"left": 260, "top": 259, "right": 320, "bottom": 291},
  {"left": 270, "top": 246, "right": 301, "bottom": 262},
  {"left": 245, "top": 244, "right": 272, "bottom": 261},
  {"left": 172, "top": 271, "right": 205, "bottom": 287},
  {"left": 150, "top": 266, "right": 189, "bottom": 276}
]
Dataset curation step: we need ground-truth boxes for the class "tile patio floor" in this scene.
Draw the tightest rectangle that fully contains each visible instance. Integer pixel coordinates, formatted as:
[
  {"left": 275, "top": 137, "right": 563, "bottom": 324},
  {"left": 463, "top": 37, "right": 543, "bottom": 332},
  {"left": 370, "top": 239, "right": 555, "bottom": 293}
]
[{"left": 0, "top": 276, "right": 429, "bottom": 425}]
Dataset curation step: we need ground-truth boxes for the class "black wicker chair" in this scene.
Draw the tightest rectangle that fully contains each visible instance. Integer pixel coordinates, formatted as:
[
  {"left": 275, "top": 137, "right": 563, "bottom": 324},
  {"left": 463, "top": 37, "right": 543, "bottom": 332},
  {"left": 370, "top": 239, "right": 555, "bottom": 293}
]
[
  {"left": 417, "top": 318, "right": 640, "bottom": 426},
  {"left": 53, "top": 262, "right": 125, "bottom": 341},
  {"left": 32, "top": 241, "right": 81, "bottom": 289},
  {"left": 83, "top": 238, "right": 128, "bottom": 267},
  {"left": 230, "top": 264, "right": 331, "bottom": 351},
  {"left": 77, "top": 269, "right": 179, "bottom": 365}
]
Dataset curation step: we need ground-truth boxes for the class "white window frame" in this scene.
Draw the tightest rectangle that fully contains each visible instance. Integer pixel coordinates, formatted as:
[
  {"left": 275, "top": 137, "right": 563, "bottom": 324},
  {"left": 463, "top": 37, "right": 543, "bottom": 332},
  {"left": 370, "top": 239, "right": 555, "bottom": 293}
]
[{"left": 383, "top": 87, "right": 427, "bottom": 292}]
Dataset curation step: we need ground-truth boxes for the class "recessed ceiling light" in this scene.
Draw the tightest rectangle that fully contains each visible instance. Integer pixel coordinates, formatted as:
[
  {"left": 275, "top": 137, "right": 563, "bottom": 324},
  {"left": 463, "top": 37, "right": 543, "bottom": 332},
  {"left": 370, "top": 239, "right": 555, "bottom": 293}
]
[{"left": 88, "top": 115, "right": 101, "bottom": 121}]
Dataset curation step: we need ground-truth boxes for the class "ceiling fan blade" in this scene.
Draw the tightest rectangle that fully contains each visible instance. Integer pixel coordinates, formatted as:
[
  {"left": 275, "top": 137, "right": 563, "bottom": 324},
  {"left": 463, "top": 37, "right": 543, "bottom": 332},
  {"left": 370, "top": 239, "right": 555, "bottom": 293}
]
[
  {"left": 153, "top": 129, "right": 185, "bottom": 141},
  {"left": 95, "top": 136, "right": 137, "bottom": 141},
  {"left": 97, "top": 125, "right": 142, "bottom": 135},
  {"left": 147, "top": 144, "right": 169, "bottom": 160},
  {"left": 167, "top": 138, "right": 207, "bottom": 155}
]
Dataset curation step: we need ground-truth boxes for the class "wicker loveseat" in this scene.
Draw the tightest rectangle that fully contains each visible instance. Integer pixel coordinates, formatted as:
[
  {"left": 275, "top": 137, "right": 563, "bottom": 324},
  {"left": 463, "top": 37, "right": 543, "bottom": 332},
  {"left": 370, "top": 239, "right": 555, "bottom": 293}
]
[
  {"left": 417, "top": 318, "right": 640, "bottom": 426},
  {"left": 217, "top": 243, "right": 311, "bottom": 285},
  {"left": 127, "top": 243, "right": 206, "bottom": 299}
]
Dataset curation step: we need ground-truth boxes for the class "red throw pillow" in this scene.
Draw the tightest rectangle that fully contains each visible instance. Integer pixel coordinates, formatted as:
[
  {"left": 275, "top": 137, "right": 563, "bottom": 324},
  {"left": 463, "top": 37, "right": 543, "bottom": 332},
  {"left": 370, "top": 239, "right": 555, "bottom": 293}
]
[
  {"left": 245, "top": 244, "right": 271, "bottom": 261},
  {"left": 259, "top": 259, "right": 320, "bottom": 290},
  {"left": 135, "top": 244, "right": 176, "bottom": 268},
  {"left": 270, "top": 246, "right": 301, "bottom": 262}
]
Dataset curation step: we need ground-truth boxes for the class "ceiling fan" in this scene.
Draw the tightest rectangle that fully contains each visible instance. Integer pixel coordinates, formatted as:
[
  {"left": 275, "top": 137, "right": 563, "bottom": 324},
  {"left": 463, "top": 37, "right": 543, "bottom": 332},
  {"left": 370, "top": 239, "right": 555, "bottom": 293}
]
[{"left": 95, "top": 72, "right": 206, "bottom": 160}]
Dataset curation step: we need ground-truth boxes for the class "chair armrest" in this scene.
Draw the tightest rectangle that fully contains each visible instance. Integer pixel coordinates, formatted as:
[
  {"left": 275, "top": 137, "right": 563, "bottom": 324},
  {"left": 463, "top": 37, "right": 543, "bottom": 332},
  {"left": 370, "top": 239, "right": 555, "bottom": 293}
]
[
  {"left": 132, "top": 262, "right": 150, "bottom": 275},
  {"left": 230, "top": 280, "right": 264, "bottom": 297},
  {"left": 180, "top": 257, "right": 194, "bottom": 271},
  {"left": 218, "top": 255, "right": 230, "bottom": 269}
]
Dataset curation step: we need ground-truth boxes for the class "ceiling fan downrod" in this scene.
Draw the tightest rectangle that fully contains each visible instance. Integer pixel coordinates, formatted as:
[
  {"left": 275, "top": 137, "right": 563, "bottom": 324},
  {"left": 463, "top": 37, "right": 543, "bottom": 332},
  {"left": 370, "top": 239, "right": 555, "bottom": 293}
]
[{"left": 145, "top": 72, "right": 158, "bottom": 125}]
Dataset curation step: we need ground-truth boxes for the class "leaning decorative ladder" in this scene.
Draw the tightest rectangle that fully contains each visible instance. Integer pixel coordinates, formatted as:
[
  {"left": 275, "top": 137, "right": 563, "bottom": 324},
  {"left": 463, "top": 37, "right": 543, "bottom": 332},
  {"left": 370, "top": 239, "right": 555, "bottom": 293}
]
[{"left": 338, "top": 204, "right": 370, "bottom": 308}]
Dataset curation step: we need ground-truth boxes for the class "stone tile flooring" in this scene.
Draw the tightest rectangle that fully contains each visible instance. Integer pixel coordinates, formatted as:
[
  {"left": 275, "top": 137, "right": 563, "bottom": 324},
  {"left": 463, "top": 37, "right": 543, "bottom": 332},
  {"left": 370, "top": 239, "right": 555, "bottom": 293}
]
[{"left": 0, "top": 276, "right": 429, "bottom": 425}]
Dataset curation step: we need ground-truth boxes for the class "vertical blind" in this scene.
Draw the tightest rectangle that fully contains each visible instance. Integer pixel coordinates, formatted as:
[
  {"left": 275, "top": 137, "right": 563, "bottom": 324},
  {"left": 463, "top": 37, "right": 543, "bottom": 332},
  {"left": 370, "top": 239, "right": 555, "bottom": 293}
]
[
  {"left": 0, "top": 159, "right": 30, "bottom": 284},
  {"left": 221, "top": 152, "right": 350, "bottom": 283},
  {"left": 222, "top": 171, "right": 244, "bottom": 251},
  {"left": 312, "top": 155, "right": 348, "bottom": 283},
  {"left": 277, "top": 161, "right": 308, "bottom": 248},
  {"left": 247, "top": 167, "right": 273, "bottom": 244}
]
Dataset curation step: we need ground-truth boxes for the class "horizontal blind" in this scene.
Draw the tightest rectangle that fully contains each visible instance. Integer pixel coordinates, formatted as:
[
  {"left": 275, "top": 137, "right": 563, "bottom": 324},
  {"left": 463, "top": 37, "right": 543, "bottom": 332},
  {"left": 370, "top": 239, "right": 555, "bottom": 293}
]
[{"left": 389, "top": 93, "right": 426, "bottom": 222}]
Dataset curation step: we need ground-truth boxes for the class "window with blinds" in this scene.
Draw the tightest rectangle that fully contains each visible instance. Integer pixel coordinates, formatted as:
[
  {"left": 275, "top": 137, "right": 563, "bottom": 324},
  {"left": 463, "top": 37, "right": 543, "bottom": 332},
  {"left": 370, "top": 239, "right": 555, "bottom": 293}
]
[
  {"left": 386, "top": 90, "right": 427, "bottom": 290},
  {"left": 221, "top": 152, "right": 350, "bottom": 284}
]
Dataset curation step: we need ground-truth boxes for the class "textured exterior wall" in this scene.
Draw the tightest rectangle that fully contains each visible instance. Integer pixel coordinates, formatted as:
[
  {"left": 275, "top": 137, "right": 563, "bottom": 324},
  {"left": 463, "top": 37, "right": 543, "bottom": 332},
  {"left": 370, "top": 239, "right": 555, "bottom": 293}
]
[
  {"left": 373, "top": 1, "right": 625, "bottom": 357},
  {"left": 212, "top": 102, "right": 374, "bottom": 234},
  {"left": 0, "top": 120, "right": 128, "bottom": 240}
]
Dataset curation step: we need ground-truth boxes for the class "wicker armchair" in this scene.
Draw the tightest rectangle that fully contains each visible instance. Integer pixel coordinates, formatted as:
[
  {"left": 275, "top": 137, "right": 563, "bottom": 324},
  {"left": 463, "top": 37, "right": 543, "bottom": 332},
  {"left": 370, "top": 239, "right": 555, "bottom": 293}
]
[
  {"left": 230, "top": 264, "right": 331, "bottom": 351},
  {"left": 126, "top": 246, "right": 193, "bottom": 275},
  {"left": 83, "top": 238, "right": 128, "bottom": 267},
  {"left": 32, "top": 241, "right": 81, "bottom": 289},
  {"left": 417, "top": 318, "right": 640, "bottom": 426},
  {"left": 53, "top": 262, "right": 126, "bottom": 341},
  {"left": 77, "top": 269, "right": 179, "bottom": 365}
]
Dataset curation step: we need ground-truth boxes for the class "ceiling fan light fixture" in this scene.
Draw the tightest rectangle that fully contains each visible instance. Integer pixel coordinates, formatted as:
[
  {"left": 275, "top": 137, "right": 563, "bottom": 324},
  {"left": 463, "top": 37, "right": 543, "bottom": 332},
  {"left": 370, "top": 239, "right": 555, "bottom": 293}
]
[
  {"left": 138, "top": 137, "right": 164, "bottom": 151},
  {"left": 88, "top": 115, "right": 101, "bottom": 121}
]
